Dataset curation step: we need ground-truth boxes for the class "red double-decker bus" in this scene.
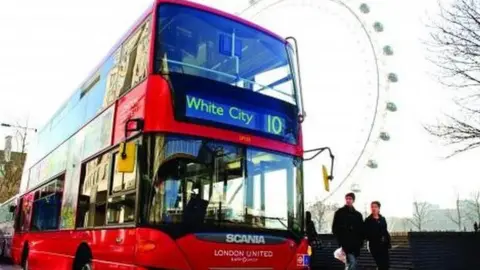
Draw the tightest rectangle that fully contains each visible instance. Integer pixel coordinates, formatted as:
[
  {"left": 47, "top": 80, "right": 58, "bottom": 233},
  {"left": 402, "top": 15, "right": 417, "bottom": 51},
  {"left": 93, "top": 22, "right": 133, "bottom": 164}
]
[{"left": 10, "top": 0, "right": 334, "bottom": 269}]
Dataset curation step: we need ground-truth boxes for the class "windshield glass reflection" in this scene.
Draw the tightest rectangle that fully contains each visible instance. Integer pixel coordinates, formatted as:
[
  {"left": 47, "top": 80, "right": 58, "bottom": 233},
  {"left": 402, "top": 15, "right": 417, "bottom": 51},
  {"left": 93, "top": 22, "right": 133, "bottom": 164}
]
[
  {"left": 155, "top": 3, "right": 296, "bottom": 104},
  {"left": 147, "top": 135, "right": 303, "bottom": 232}
]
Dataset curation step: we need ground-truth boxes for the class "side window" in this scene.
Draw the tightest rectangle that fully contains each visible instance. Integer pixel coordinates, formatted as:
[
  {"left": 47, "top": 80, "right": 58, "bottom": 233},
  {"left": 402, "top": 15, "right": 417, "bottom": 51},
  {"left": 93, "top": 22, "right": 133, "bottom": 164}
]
[
  {"left": 30, "top": 176, "right": 65, "bottom": 231},
  {"left": 76, "top": 152, "right": 111, "bottom": 228},
  {"left": 120, "top": 18, "right": 151, "bottom": 95},
  {"left": 107, "top": 147, "right": 138, "bottom": 225},
  {"left": 15, "top": 195, "right": 33, "bottom": 232},
  {"left": 103, "top": 17, "right": 151, "bottom": 107},
  {"left": 14, "top": 198, "right": 23, "bottom": 232}
]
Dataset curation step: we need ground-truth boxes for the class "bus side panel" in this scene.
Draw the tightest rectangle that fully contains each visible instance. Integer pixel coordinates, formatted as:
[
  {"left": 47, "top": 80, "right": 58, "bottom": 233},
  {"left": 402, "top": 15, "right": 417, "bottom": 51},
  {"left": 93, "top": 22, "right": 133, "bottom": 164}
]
[
  {"left": 21, "top": 231, "right": 75, "bottom": 269},
  {"left": 89, "top": 228, "right": 137, "bottom": 269},
  {"left": 28, "top": 246, "right": 72, "bottom": 270},
  {"left": 11, "top": 233, "right": 25, "bottom": 265},
  {"left": 12, "top": 229, "right": 138, "bottom": 268},
  {"left": 134, "top": 228, "right": 191, "bottom": 270}
]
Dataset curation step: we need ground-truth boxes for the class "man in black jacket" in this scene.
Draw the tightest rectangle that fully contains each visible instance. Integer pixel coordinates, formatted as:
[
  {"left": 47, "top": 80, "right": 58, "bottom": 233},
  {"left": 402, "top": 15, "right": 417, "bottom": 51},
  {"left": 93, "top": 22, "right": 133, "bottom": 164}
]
[
  {"left": 332, "top": 192, "right": 364, "bottom": 270},
  {"left": 365, "top": 201, "right": 391, "bottom": 270}
]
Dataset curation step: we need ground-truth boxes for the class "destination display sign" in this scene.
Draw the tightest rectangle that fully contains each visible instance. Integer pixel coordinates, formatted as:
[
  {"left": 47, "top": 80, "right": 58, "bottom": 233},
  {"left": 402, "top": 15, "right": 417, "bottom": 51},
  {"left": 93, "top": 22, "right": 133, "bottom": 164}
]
[{"left": 185, "top": 94, "right": 289, "bottom": 138}]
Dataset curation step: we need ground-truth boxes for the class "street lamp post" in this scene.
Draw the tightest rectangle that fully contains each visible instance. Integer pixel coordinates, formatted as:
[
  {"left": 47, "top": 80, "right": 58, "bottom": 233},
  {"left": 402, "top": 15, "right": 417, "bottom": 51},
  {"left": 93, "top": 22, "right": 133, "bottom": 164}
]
[{"left": 1, "top": 122, "right": 37, "bottom": 153}]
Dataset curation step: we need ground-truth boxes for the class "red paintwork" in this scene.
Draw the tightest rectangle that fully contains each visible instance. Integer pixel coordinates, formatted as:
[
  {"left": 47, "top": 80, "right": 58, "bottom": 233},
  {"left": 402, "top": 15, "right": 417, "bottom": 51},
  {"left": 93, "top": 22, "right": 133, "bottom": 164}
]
[
  {"left": 12, "top": 1, "right": 307, "bottom": 269},
  {"left": 136, "top": 229, "right": 311, "bottom": 270},
  {"left": 12, "top": 229, "right": 143, "bottom": 270},
  {"left": 176, "top": 234, "right": 294, "bottom": 269},
  {"left": 134, "top": 228, "right": 191, "bottom": 269},
  {"left": 113, "top": 81, "right": 148, "bottom": 145},
  {"left": 12, "top": 228, "right": 310, "bottom": 270}
]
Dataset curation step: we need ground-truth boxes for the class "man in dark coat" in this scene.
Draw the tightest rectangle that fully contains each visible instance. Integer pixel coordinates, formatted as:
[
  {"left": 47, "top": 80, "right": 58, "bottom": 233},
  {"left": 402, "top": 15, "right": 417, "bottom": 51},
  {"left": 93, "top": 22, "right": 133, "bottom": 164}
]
[
  {"left": 364, "top": 201, "right": 391, "bottom": 270},
  {"left": 332, "top": 192, "right": 364, "bottom": 270}
]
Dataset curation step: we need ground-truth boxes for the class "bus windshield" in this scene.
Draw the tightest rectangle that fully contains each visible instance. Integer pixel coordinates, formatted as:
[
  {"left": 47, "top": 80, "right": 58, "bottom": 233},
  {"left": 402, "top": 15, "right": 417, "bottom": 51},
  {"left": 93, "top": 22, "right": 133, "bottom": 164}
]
[
  {"left": 146, "top": 135, "right": 303, "bottom": 233},
  {"left": 155, "top": 4, "right": 297, "bottom": 105}
]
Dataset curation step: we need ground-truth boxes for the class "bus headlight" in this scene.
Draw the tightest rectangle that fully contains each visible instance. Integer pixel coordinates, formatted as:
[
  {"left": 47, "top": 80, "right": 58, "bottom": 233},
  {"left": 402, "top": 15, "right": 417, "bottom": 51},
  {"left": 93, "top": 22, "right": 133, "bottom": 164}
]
[{"left": 307, "top": 245, "right": 312, "bottom": 256}]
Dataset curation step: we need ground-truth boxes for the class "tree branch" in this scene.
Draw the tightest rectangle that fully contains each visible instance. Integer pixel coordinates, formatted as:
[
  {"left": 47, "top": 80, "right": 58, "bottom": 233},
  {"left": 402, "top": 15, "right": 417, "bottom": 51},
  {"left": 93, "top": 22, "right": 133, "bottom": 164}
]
[
  {"left": 409, "top": 201, "right": 433, "bottom": 231},
  {"left": 425, "top": 0, "right": 480, "bottom": 155},
  {"left": 465, "top": 191, "right": 480, "bottom": 223}
]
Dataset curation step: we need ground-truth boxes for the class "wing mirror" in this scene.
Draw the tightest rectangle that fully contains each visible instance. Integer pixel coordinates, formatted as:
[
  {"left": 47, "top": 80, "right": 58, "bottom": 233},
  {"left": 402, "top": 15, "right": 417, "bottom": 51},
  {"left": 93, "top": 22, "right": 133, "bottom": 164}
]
[{"left": 304, "top": 147, "right": 335, "bottom": 192}]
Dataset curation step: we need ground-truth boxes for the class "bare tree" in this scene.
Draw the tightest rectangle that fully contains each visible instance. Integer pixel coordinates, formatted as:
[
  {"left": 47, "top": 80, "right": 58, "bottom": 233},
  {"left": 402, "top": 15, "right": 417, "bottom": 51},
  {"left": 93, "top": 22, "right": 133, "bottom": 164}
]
[
  {"left": 0, "top": 118, "right": 32, "bottom": 203},
  {"left": 308, "top": 201, "right": 339, "bottom": 233},
  {"left": 402, "top": 218, "right": 411, "bottom": 232},
  {"left": 445, "top": 192, "right": 464, "bottom": 231},
  {"left": 409, "top": 201, "right": 432, "bottom": 231},
  {"left": 2, "top": 118, "right": 35, "bottom": 153},
  {"left": 309, "top": 201, "right": 327, "bottom": 232},
  {"left": 465, "top": 191, "right": 480, "bottom": 223},
  {"left": 0, "top": 152, "right": 26, "bottom": 203},
  {"left": 425, "top": 0, "right": 480, "bottom": 157}
]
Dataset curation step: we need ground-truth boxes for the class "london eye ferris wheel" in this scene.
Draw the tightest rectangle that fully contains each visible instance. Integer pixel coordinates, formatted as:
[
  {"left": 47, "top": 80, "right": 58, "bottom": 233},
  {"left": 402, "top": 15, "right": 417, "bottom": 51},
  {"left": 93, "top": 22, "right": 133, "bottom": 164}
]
[{"left": 237, "top": 0, "right": 399, "bottom": 202}]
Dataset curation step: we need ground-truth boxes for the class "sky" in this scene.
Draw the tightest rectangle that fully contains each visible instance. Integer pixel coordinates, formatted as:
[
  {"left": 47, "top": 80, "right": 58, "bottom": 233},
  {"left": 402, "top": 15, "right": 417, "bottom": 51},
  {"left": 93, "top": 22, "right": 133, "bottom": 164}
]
[{"left": 0, "top": 0, "right": 479, "bottom": 218}]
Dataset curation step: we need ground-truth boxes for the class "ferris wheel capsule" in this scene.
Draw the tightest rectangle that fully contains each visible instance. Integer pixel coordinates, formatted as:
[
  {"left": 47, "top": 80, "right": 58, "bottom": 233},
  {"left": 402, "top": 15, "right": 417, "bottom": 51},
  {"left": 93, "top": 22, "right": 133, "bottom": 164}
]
[
  {"left": 379, "top": 132, "right": 390, "bottom": 141},
  {"left": 359, "top": 3, "right": 370, "bottom": 14},
  {"left": 367, "top": 159, "right": 378, "bottom": 169}
]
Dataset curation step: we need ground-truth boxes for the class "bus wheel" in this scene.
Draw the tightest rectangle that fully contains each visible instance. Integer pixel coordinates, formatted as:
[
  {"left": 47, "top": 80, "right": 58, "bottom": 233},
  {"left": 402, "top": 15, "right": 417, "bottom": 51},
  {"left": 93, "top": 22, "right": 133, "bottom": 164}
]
[
  {"left": 21, "top": 245, "right": 29, "bottom": 270},
  {"left": 73, "top": 244, "right": 92, "bottom": 270}
]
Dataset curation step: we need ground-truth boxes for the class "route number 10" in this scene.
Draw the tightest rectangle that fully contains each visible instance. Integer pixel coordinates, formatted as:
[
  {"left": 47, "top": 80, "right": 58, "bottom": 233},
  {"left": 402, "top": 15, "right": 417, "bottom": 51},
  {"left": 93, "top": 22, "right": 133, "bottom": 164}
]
[{"left": 266, "top": 115, "right": 284, "bottom": 135}]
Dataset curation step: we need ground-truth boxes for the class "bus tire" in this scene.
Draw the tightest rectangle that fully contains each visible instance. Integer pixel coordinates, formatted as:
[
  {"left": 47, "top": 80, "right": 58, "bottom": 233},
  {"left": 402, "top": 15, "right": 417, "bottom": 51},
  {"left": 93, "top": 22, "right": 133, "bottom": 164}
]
[
  {"left": 73, "top": 244, "right": 92, "bottom": 270},
  {"left": 21, "top": 243, "right": 29, "bottom": 270}
]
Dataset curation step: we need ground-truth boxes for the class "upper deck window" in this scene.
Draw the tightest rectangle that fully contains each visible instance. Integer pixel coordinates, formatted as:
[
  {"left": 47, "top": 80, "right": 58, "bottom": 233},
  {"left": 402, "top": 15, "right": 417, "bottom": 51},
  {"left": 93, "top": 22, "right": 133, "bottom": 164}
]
[{"left": 155, "top": 4, "right": 297, "bottom": 105}]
